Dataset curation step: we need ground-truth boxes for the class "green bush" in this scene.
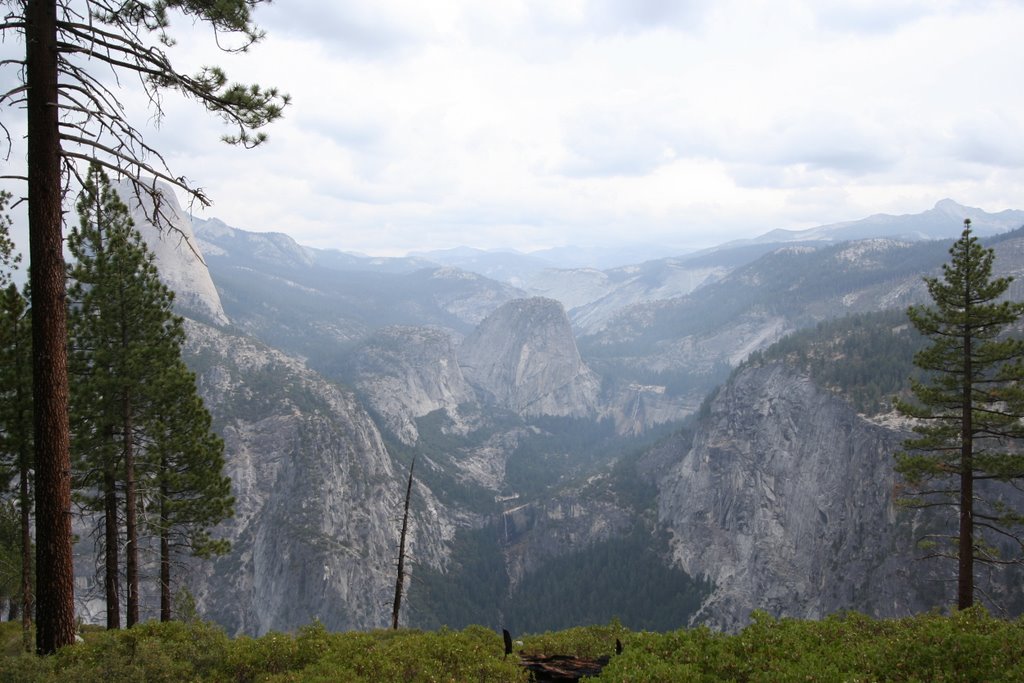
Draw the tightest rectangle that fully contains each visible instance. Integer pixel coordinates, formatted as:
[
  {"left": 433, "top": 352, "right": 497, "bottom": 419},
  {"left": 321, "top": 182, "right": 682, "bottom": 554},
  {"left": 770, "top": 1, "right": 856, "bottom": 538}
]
[
  {"left": 519, "top": 619, "right": 629, "bottom": 659},
  {"left": 2, "top": 609, "right": 1023, "bottom": 681},
  {"left": 56, "top": 620, "right": 229, "bottom": 682},
  {"left": 594, "top": 608, "right": 1024, "bottom": 682},
  {"left": 261, "top": 625, "right": 526, "bottom": 682}
]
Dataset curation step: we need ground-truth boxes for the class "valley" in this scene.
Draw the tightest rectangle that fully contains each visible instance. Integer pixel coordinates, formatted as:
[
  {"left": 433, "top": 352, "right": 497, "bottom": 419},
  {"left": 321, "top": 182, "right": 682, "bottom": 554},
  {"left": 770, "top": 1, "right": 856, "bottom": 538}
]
[{"left": 108, "top": 197, "right": 1024, "bottom": 635}]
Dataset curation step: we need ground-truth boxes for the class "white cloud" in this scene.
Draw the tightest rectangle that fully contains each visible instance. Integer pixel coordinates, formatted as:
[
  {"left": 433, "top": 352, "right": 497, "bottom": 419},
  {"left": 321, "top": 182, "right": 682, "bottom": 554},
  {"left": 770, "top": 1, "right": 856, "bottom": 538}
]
[{"left": 2, "top": 0, "right": 1024, "bottom": 260}]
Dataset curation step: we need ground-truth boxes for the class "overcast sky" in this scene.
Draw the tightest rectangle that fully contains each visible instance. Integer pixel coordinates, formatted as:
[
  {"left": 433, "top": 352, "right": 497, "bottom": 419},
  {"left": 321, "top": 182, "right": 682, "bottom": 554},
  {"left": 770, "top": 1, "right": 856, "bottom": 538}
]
[{"left": 5, "top": 0, "right": 1024, "bottom": 257}]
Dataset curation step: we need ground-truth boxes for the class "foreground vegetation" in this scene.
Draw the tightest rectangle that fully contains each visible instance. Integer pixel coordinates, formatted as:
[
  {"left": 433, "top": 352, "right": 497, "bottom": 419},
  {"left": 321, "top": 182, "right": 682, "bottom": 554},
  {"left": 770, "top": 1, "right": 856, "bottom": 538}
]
[{"left": 2, "top": 608, "right": 1023, "bottom": 681}]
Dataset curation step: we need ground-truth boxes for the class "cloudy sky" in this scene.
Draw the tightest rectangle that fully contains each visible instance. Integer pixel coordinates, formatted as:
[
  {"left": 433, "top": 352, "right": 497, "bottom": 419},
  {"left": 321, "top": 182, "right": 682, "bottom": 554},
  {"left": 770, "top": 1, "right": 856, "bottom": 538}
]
[{"left": 5, "top": 0, "right": 1024, "bottom": 257}]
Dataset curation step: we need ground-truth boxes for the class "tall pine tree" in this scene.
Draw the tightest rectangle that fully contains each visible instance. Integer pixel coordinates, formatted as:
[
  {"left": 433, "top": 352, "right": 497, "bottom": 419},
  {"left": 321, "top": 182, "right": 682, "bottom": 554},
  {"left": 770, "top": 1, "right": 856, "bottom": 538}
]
[
  {"left": 896, "top": 219, "right": 1024, "bottom": 610},
  {"left": 0, "top": 190, "right": 34, "bottom": 650},
  {"left": 148, "top": 365, "right": 232, "bottom": 622},
  {"left": 3, "top": 1, "right": 287, "bottom": 651},
  {"left": 69, "top": 163, "right": 231, "bottom": 627}
]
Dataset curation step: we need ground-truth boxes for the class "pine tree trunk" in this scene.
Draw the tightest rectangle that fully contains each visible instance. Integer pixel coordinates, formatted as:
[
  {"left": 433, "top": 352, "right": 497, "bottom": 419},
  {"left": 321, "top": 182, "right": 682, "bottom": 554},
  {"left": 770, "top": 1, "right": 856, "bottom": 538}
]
[
  {"left": 26, "top": 0, "right": 76, "bottom": 655},
  {"left": 160, "top": 464, "right": 171, "bottom": 622},
  {"left": 104, "top": 465, "right": 121, "bottom": 629},
  {"left": 123, "top": 389, "right": 139, "bottom": 626},
  {"left": 16, "top": 313, "right": 33, "bottom": 652},
  {"left": 19, "top": 433, "right": 32, "bottom": 652},
  {"left": 958, "top": 323, "right": 974, "bottom": 609}
]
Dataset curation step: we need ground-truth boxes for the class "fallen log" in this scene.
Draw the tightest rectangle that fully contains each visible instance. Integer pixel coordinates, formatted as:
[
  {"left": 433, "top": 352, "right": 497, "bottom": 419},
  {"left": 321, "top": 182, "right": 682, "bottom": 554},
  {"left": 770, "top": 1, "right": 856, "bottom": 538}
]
[
  {"left": 517, "top": 653, "right": 611, "bottom": 682},
  {"left": 502, "top": 629, "right": 622, "bottom": 682}
]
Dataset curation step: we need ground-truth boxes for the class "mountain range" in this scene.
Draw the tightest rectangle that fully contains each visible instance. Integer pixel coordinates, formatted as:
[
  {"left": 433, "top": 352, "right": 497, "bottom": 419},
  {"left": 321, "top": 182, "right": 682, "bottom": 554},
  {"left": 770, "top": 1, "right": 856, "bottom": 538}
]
[{"left": 76, "top": 193, "right": 1024, "bottom": 634}]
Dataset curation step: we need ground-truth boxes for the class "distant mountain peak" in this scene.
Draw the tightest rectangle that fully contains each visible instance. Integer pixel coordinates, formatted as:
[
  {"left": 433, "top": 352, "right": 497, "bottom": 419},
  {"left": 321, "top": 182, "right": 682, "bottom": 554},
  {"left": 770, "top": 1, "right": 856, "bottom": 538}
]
[
  {"left": 726, "top": 199, "right": 1024, "bottom": 249},
  {"left": 933, "top": 198, "right": 964, "bottom": 212}
]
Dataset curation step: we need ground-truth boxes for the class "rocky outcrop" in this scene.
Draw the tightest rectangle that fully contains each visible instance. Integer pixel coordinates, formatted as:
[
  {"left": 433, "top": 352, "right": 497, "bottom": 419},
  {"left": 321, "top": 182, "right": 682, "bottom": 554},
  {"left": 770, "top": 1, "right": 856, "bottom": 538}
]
[
  {"left": 181, "top": 321, "right": 454, "bottom": 635},
  {"left": 348, "top": 326, "right": 476, "bottom": 444},
  {"left": 458, "top": 298, "right": 600, "bottom": 418},
  {"left": 422, "top": 267, "right": 525, "bottom": 327},
  {"left": 193, "top": 217, "right": 316, "bottom": 268},
  {"left": 658, "top": 362, "right": 932, "bottom": 631},
  {"left": 602, "top": 382, "right": 702, "bottom": 436},
  {"left": 564, "top": 263, "right": 727, "bottom": 335},
  {"left": 116, "top": 180, "right": 229, "bottom": 326}
]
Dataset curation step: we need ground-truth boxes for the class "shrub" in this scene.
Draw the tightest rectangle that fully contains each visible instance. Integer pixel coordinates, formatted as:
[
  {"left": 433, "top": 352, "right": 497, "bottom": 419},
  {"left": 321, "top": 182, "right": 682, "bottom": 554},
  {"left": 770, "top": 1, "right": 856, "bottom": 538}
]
[{"left": 2, "top": 609, "right": 1023, "bottom": 681}]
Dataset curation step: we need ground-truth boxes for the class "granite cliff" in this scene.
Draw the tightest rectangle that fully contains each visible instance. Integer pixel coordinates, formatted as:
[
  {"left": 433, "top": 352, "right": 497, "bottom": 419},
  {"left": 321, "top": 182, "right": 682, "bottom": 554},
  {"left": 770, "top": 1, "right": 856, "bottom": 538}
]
[
  {"left": 114, "top": 179, "right": 229, "bottom": 326},
  {"left": 182, "top": 320, "right": 455, "bottom": 635},
  {"left": 111, "top": 200, "right": 1024, "bottom": 634},
  {"left": 658, "top": 361, "right": 941, "bottom": 630},
  {"left": 347, "top": 326, "right": 475, "bottom": 445},
  {"left": 458, "top": 298, "right": 600, "bottom": 418}
]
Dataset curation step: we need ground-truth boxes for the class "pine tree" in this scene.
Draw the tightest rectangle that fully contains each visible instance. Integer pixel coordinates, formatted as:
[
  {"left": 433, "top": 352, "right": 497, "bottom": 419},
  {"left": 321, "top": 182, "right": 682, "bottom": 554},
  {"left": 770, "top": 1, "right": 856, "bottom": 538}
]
[
  {"left": 896, "top": 219, "right": 1024, "bottom": 610},
  {"left": 148, "top": 365, "right": 232, "bottom": 622},
  {"left": 69, "top": 163, "right": 231, "bottom": 627},
  {"left": 69, "top": 164, "right": 155, "bottom": 628},
  {"left": 0, "top": 190, "right": 34, "bottom": 651},
  {"left": 3, "top": 2, "right": 287, "bottom": 651}
]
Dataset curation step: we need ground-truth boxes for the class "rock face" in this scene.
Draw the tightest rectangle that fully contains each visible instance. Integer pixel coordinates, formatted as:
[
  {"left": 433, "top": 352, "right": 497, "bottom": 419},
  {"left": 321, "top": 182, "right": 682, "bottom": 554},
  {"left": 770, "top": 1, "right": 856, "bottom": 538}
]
[
  {"left": 348, "top": 326, "right": 476, "bottom": 445},
  {"left": 658, "top": 362, "right": 931, "bottom": 631},
  {"left": 459, "top": 298, "right": 600, "bottom": 418},
  {"left": 193, "top": 217, "right": 316, "bottom": 268},
  {"left": 120, "top": 210, "right": 1024, "bottom": 634},
  {"left": 602, "top": 382, "right": 701, "bottom": 436},
  {"left": 560, "top": 263, "right": 727, "bottom": 335},
  {"left": 115, "top": 180, "right": 229, "bottom": 326},
  {"left": 181, "top": 321, "right": 453, "bottom": 635}
]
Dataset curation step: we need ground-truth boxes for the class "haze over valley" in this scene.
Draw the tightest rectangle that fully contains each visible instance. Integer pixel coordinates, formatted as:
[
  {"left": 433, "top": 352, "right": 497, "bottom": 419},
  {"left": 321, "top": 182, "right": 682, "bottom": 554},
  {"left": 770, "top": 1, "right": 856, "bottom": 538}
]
[{"left": 98, "top": 192, "right": 1024, "bottom": 635}]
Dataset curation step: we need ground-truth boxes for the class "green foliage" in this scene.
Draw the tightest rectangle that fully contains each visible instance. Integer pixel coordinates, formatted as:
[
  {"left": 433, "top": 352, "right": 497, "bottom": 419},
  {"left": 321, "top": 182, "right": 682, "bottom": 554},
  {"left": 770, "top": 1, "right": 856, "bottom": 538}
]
[
  {"left": 0, "top": 621, "right": 34, "bottom": 657},
  {"left": 0, "top": 191, "right": 19, "bottom": 288},
  {"left": 504, "top": 415, "right": 619, "bottom": 498},
  {"left": 0, "top": 621, "right": 527, "bottom": 682},
  {"left": 0, "top": 282, "right": 31, "bottom": 489},
  {"left": 505, "top": 526, "right": 711, "bottom": 634},
  {"left": 0, "top": 191, "right": 32, "bottom": 648},
  {"left": 150, "top": 364, "right": 234, "bottom": 560},
  {"left": 749, "top": 309, "right": 924, "bottom": 414},
  {"left": 257, "top": 624, "right": 526, "bottom": 683},
  {"left": 7, "top": 612, "right": 1024, "bottom": 682},
  {"left": 408, "top": 527, "right": 509, "bottom": 631},
  {"left": 895, "top": 224, "right": 1024, "bottom": 603},
  {"left": 0, "top": 501, "right": 22, "bottom": 610},
  {"left": 68, "top": 163, "right": 232, "bottom": 621},
  {"left": 0, "top": 187, "right": 29, "bottom": 492},
  {"left": 408, "top": 523, "right": 709, "bottom": 635},
  {"left": 37, "top": 620, "right": 227, "bottom": 682},
  {"left": 520, "top": 618, "right": 630, "bottom": 659},
  {"left": 68, "top": 162, "right": 183, "bottom": 504}
]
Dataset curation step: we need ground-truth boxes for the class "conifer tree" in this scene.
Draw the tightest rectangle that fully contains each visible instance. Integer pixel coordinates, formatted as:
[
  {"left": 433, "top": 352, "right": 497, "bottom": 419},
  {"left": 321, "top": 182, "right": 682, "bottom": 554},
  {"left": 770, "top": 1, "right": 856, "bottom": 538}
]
[
  {"left": 69, "top": 163, "right": 231, "bottom": 627},
  {"left": 0, "top": 190, "right": 33, "bottom": 650},
  {"left": 148, "top": 364, "right": 232, "bottom": 622},
  {"left": 2, "top": 2, "right": 287, "bottom": 652},
  {"left": 896, "top": 219, "right": 1024, "bottom": 610},
  {"left": 0, "top": 287, "right": 33, "bottom": 649}
]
